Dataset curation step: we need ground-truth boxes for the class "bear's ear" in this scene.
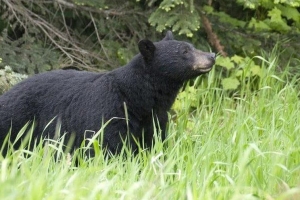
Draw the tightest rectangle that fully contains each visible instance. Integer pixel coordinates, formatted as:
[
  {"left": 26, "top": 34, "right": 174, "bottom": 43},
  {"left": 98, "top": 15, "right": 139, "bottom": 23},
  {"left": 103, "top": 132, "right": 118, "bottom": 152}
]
[
  {"left": 138, "top": 39, "right": 156, "bottom": 61},
  {"left": 162, "top": 30, "right": 174, "bottom": 41}
]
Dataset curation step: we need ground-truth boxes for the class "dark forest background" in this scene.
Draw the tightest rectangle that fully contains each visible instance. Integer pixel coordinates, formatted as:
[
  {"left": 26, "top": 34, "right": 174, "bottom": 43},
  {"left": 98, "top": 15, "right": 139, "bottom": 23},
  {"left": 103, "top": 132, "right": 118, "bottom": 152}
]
[{"left": 0, "top": 0, "right": 299, "bottom": 91}]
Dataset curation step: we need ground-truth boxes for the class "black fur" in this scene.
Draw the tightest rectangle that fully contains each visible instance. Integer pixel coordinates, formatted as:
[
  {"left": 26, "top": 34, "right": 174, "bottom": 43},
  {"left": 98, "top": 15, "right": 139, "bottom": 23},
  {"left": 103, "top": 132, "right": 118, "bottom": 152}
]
[{"left": 0, "top": 31, "right": 215, "bottom": 155}]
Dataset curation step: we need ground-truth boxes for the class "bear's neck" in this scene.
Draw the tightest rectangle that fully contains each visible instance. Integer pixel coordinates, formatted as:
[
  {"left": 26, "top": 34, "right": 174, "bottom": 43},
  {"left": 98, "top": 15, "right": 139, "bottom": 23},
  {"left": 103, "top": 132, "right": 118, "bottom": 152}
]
[
  {"left": 148, "top": 73, "right": 183, "bottom": 111},
  {"left": 111, "top": 58, "right": 183, "bottom": 114}
]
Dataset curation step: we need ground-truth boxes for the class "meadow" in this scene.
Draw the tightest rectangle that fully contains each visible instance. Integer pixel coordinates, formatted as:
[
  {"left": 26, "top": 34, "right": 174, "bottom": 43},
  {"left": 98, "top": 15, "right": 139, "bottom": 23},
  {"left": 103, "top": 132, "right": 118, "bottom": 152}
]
[{"left": 0, "top": 50, "right": 300, "bottom": 200}]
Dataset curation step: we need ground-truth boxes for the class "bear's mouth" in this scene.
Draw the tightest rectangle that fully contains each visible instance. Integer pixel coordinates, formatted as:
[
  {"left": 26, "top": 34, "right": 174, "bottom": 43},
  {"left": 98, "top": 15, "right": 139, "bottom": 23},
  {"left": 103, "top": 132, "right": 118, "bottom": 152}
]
[
  {"left": 198, "top": 66, "right": 213, "bottom": 72},
  {"left": 194, "top": 64, "right": 214, "bottom": 73}
]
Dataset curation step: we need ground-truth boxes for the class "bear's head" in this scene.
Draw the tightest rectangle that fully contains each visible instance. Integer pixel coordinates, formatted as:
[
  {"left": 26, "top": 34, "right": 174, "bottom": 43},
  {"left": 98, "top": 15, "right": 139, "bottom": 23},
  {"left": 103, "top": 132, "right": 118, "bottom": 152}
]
[{"left": 138, "top": 31, "right": 215, "bottom": 81}]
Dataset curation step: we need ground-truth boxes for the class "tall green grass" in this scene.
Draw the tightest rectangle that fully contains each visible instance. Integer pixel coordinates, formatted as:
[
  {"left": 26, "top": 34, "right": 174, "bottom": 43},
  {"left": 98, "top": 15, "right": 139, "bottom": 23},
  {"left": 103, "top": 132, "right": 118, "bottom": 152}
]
[{"left": 1, "top": 49, "right": 300, "bottom": 200}]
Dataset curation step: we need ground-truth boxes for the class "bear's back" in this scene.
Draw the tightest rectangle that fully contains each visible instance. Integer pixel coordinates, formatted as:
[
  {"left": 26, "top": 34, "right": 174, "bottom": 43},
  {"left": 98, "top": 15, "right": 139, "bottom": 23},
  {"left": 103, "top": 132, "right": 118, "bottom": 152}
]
[{"left": 0, "top": 70, "right": 109, "bottom": 141}]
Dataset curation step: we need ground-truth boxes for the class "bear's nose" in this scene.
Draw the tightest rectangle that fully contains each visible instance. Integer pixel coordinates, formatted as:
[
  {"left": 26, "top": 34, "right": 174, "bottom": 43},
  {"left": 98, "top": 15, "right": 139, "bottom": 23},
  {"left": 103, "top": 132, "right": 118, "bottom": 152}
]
[{"left": 209, "top": 53, "right": 216, "bottom": 61}]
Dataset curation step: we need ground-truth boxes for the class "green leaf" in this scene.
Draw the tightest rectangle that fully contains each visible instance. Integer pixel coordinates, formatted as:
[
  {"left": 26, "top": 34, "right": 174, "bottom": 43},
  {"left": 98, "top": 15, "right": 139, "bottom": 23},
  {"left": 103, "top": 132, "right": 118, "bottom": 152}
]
[
  {"left": 172, "top": 86, "right": 197, "bottom": 111},
  {"left": 248, "top": 18, "right": 271, "bottom": 32},
  {"left": 278, "top": 5, "right": 300, "bottom": 22},
  {"left": 231, "top": 55, "right": 244, "bottom": 64},
  {"left": 268, "top": 7, "right": 282, "bottom": 21},
  {"left": 216, "top": 56, "right": 235, "bottom": 70},
  {"left": 274, "top": 0, "right": 300, "bottom": 7},
  {"left": 222, "top": 77, "right": 240, "bottom": 90},
  {"left": 235, "top": 70, "right": 244, "bottom": 77},
  {"left": 236, "top": 0, "right": 257, "bottom": 9},
  {"left": 268, "top": 7, "right": 291, "bottom": 32},
  {"left": 251, "top": 65, "right": 262, "bottom": 77}
]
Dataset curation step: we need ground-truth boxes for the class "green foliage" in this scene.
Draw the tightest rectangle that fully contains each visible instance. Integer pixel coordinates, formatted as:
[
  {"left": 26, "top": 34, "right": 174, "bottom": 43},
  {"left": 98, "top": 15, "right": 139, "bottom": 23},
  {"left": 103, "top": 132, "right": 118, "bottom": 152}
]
[
  {"left": 172, "top": 85, "right": 198, "bottom": 112},
  {"left": 117, "top": 47, "right": 135, "bottom": 65},
  {"left": 172, "top": 43, "right": 290, "bottom": 117},
  {"left": 173, "top": 54, "right": 264, "bottom": 95},
  {"left": 216, "top": 55, "right": 262, "bottom": 91},
  {"left": 150, "top": 0, "right": 300, "bottom": 36},
  {"left": 221, "top": 77, "right": 240, "bottom": 90},
  {"left": 237, "top": 0, "right": 300, "bottom": 33},
  {"left": 149, "top": 0, "right": 200, "bottom": 37},
  {"left": 267, "top": 7, "right": 291, "bottom": 32},
  {"left": 146, "top": 1, "right": 300, "bottom": 96},
  {"left": 0, "top": 66, "right": 28, "bottom": 94},
  {"left": 237, "top": 0, "right": 300, "bottom": 9},
  {"left": 0, "top": 29, "right": 61, "bottom": 74}
]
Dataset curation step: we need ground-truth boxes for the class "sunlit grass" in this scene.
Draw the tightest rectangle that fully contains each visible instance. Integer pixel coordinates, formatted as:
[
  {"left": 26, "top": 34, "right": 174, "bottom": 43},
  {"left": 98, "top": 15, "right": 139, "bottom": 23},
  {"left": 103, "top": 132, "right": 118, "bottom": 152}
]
[{"left": 1, "top": 50, "right": 300, "bottom": 199}]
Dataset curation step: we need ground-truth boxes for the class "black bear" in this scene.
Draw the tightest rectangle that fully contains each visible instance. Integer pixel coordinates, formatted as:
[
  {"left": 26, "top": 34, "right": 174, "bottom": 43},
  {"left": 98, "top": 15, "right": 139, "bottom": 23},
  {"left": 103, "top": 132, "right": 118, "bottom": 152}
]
[{"left": 0, "top": 31, "right": 215, "bottom": 155}]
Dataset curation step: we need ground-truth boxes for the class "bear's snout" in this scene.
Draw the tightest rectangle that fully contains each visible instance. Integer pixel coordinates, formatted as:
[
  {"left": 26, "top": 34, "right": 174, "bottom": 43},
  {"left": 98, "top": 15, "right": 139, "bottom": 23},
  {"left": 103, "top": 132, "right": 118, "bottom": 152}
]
[{"left": 192, "top": 51, "right": 216, "bottom": 73}]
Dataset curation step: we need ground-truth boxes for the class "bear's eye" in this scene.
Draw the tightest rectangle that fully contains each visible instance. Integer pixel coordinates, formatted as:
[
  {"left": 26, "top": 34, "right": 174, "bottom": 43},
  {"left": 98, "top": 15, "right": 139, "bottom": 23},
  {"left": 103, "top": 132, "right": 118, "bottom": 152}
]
[{"left": 182, "top": 47, "right": 189, "bottom": 54}]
